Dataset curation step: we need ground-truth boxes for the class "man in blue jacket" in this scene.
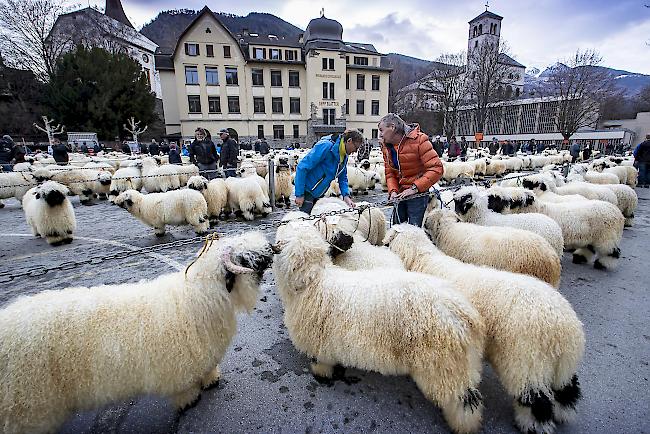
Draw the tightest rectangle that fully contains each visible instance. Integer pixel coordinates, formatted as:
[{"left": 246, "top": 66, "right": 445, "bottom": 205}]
[{"left": 294, "top": 129, "right": 363, "bottom": 213}]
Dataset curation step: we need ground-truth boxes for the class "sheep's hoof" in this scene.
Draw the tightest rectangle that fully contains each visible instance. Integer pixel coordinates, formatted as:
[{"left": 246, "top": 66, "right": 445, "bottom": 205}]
[
  {"left": 276, "top": 203, "right": 284, "bottom": 208},
  {"left": 572, "top": 254, "right": 587, "bottom": 264},
  {"left": 155, "top": 232, "right": 166, "bottom": 237},
  {"left": 63, "top": 238, "right": 73, "bottom": 244},
  {"left": 0, "top": 202, "right": 4, "bottom": 208},
  {"left": 80, "top": 200, "right": 92, "bottom": 206},
  {"left": 593, "top": 259, "right": 607, "bottom": 270},
  {"left": 362, "top": 191, "right": 368, "bottom": 195},
  {"left": 50, "top": 239, "right": 65, "bottom": 247}
]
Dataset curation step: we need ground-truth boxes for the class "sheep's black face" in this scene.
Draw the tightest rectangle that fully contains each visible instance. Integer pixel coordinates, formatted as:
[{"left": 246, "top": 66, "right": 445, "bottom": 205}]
[
  {"left": 525, "top": 194, "right": 535, "bottom": 206},
  {"left": 100, "top": 178, "right": 111, "bottom": 186},
  {"left": 278, "top": 157, "right": 288, "bottom": 165},
  {"left": 236, "top": 246, "right": 275, "bottom": 277},
  {"left": 188, "top": 183, "right": 205, "bottom": 191},
  {"left": 44, "top": 190, "right": 66, "bottom": 207},
  {"left": 522, "top": 179, "right": 538, "bottom": 190},
  {"left": 109, "top": 189, "right": 119, "bottom": 196},
  {"left": 487, "top": 194, "right": 508, "bottom": 213},
  {"left": 361, "top": 161, "right": 371, "bottom": 170},
  {"left": 328, "top": 232, "right": 354, "bottom": 258},
  {"left": 454, "top": 194, "right": 474, "bottom": 215},
  {"left": 35, "top": 175, "right": 49, "bottom": 183}
]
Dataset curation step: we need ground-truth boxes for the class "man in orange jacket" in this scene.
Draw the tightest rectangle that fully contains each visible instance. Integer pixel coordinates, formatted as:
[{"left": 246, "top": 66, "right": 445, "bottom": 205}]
[{"left": 378, "top": 113, "right": 444, "bottom": 226}]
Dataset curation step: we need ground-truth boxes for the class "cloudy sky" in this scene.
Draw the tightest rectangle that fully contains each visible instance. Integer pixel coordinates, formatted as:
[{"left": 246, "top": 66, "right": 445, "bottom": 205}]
[{"left": 108, "top": 0, "right": 649, "bottom": 74}]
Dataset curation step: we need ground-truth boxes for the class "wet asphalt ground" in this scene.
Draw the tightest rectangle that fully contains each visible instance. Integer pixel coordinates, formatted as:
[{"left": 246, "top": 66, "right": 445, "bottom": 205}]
[{"left": 0, "top": 187, "right": 648, "bottom": 434}]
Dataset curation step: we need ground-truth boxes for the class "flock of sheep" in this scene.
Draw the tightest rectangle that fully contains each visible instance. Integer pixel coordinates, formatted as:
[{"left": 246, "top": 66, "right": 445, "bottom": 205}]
[{"left": 0, "top": 144, "right": 641, "bottom": 434}]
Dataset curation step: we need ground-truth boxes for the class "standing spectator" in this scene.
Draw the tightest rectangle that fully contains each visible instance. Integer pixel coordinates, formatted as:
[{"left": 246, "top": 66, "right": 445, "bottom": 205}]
[
  {"left": 259, "top": 138, "right": 270, "bottom": 155},
  {"left": 218, "top": 128, "right": 239, "bottom": 178},
  {"left": 294, "top": 129, "right": 361, "bottom": 213},
  {"left": 80, "top": 142, "right": 89, "bottom": 154},
  {"left": 168, "top": 143, "right": 182, "bottom": 165},
  {"left": 529, "top": 138, "right": 537, "bottom": 154},
  {"left": 489, "top": 137, "right": 499, "bottom": 155},
  {"left": 379, "top": 113, "right": 444, "bottom": 226},
  {"left": 254, "top": 140, "right": 261, "bottom": 153},
  {"left": 93, "top": 142, "right": 101, "bottom": 154},
  {"left": 570, "top": 141, "right": 581, "bottom": 163},
  {"left": 140, "top": 141, "right": 148, "bottom": 154},
  {"left": 161, "top": 140, "right": 170, "bottom": 155},
  {"left": 448, "top": 136, "right": 461, "bottom": 161},
  {"left": 51, "top": 138, "right": 69, "bottom": 165},
  {"left": 190, "top": 128, "right": 220, "bottom": 180},
  {"left": 582, "top": 144, "right": 591, "bottom": 161},
  {"left": 121, "top": 141, "right": 131, "bottom": 154},
  {"left": 605, "top": 141, "right": 614, "bottom": 155},
  {"left": 633, "top": 134, "right": 650, "bottom": 188},
  {"left": 536, "top": 141, "right": 546, "bottom": 154},
  {"left": 431, "top": 135, "right": 444, "bottom": 159},
  {"left": 522, "top": 141, "right": 530, "bottom": 153},
  {"left": 181, "top": 143, "right": 190, "bottom": 157},
  {"left": 460, "top": 136, "right": 468, "bottom": 160},
  {"left": 149, "top": 139, "right": 160, "bottom": 156}
]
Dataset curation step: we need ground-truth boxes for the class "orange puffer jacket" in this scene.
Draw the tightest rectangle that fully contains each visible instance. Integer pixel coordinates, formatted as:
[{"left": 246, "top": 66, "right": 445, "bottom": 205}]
[{"left": 381, "top": 124, "right": 444, "bottom": 194}]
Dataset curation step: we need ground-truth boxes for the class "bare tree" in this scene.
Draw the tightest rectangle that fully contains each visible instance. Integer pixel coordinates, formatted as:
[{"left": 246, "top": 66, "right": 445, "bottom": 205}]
[
  {"left": 466, "top": 39, "right": 517, "bottom": 133},
  {"left": 124, "top": 117, "right": 148, "bottom": 144},
  {"left": 33, "top": 115, "right": 65, "bottom": 144},
  {"left": 425, "top": 52, "right": 469, "bottom": 140},
  {"left": 0, "top": 0, "right": 71, "bottom": 81},
  {"left": 544, "top": 49, "right": 615, "bottom": 141}
]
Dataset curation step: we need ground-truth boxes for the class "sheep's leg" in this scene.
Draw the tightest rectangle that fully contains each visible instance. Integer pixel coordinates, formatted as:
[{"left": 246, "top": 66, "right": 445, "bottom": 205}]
[
  {"left": 310, "top": 360, "right": 334, "bottom": 379},
  {"left": 594, "top": 246, "right": 620, "bottom": 270},
  {"left": 572, "top": 246, "right": 594, "bottom": 264},
  {"left": 201, "top": 365, "right": 221, "bottom": 390},
  {"left": 172, "top": 384, "right": 202, "bottom": 411},
  {"left": 412, "top": 370, "right": 483, "bottom": 434},
  {"left": 0, "top": 200, "right": 4, "bottom": 208},
  {"left": 513, "top": 389, "right": 555, "bottom": 434},
  {"left": 154, "top": 226, "right": 166, "bottom": 237},
  {"left": 551, "top": 374, "right": 581, "bottom": 424},
  {"left": 191, "top": 214, "right": 210, "bottom": 235}
]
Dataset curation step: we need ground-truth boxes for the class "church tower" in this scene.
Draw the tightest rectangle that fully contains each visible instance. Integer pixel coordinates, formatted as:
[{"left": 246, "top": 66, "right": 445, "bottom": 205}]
[
  {"left": 105, "top": 0, "right": 134, "bottom": 28},
  {"left": 467, "top": 8, "right": 502, "bottom": 55}
]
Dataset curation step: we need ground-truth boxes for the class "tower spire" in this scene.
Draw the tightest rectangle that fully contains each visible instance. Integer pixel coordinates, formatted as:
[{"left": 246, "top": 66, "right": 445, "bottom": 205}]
[
  {"left": 105, "top": 0, "right": 134, "bottom": 28},
  {"left": 485, "top": 0, "right": 490, "bottom": 11}
]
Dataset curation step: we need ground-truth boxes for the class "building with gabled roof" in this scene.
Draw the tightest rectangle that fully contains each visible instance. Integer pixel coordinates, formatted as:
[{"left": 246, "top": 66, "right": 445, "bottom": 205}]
[{"left": 155, "top": 7, "right": 391, "bottom": 146}]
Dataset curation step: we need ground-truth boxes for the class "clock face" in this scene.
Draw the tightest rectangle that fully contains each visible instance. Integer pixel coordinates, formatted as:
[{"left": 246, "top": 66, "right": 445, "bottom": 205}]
[{"left": 142, "top": 53, "right": 149, "bottom": 63}]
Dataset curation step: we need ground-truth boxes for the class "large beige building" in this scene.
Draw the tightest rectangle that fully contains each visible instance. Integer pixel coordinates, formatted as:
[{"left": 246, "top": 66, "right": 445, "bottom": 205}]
[{"left": 155, "top": 7, "right": 391, "bottom": 146}]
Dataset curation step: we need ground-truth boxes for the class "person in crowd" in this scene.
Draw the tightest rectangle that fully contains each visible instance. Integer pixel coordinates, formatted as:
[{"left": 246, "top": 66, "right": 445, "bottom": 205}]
[
  {"left": 431, "top": 135, "right": 444, "bottom": 159},
  {"left": 149, "top": 139, "right": 160, "bottom": 156},
  {"left": 570, "top": 141, "right": 581, "bottom": 163},
  {"left": 605, "top": 141, "right": 614, "bottom": 155},
  {"left": 121, "top": 141, "right": 131, "bottom": 154},
  {"left": 379, "top": 113, "right": 443, "bottom": 226},
  {"left": 633, "top": 134, "right": 650, "bottom": 188},
  {"left": 259, "top": 138, "right": 270, "bottom": 155},
  {"left": 536, "top": 140, "right": 546, "bottom": 154},
  {"left": 190, "top": 128, "right": 219, "bottom": 180},
  {"left": 460, "top": 136, "right": 468, "bottom": 160},
  {"left": 529, "top": 138, "right": 537, "bottom": 154},
  {"left": 240, "top": 140, "right": 252, "bottom": 151},
  {"left": 294, "top": 129, "right": 362, "bottom": 213},
  {"left": 93, "top": 142, "right": 101, "bottom": 154},
  {"left": 219, "top": 128, "right": 239, "bottom": 178},
  {"left": 447, "top": 136, "right": 461, "bottom": 161},
  {"left": 161, "top": 140, "right": 170, "bottom": 155},
  {"left": 51, "top": 138, "right": 69, "bottom": 165},
  {"left": 181, "top": 144, "right": 190, "bottom": 157},
  {"left": 80, "top": 142, "right": 89, "bottom": 154},
  {"left": 489, "top": 137, "right": 499, "bottom": 155},
  {"left": 521, "top": 141, "right": 530, "bottom": 153},
  {"left": 168, "top": 142, "right": 182, "bottom": 165},
  {"left": 582, "top": 144, "right": 591, "bottom": 161},
  {"left": 254, "top": 140, "right": 261, "bottom": 153},
  {"left": 140, "top": 141, "right": 148, "bottom": 154}
]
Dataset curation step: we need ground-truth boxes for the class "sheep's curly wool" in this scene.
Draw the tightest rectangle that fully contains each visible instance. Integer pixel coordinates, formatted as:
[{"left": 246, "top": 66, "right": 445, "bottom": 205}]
[{"left": 22, "top": 181, "right": 76, "bottom": 246}]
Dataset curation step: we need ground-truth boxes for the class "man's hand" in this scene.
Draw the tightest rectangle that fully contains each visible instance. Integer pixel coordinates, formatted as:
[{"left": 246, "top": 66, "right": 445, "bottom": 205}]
[
  {"left": 389, "top": 191, "right": 399, "bottom": 201},
  {"left": 396, "top": 187, "right": 417, "bottom": 200},
  {"left": 343, "top": 196, "right": 356, "bottom": 208},
  {"left": 295, "top": 196, "right": 304, "bottom": 207}
]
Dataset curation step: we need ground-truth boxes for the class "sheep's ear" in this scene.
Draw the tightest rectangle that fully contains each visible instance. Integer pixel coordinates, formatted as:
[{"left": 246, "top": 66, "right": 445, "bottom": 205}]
[
  {"left": 275, "top": 166, "right": 280, "bottom": 173},
  {"left": 125, "top": 198, "right": 133, "bottom": 207},
  {"left": 540, "top": 183, "right": 547, "bottom": 191},
  {"left": 35, "top": 192, "right": 41, "bottom": 199}
]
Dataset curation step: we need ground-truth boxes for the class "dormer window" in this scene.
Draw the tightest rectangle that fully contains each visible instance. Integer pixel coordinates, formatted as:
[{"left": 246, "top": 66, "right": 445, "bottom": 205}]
[
  {"left": 269, "top": 34, "right": 278, "bottom": 40},
  {"left": 185, "top": 43, "right": 199, "bottom": 56},
  {"left": 254, "top": 47, "right": 266, "bottom": 59},
  {"left": 270, "top": 49, "right": 281, "bottom": 60}
]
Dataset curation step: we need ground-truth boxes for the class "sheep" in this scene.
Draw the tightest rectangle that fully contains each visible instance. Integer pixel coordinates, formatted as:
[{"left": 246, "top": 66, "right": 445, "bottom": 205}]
[
  {"left": 323, "top": 179, "right": 341, "bottom": 197},
  {"left": 502, "top": 156, "right": 524, "bottom": 172},
  {"left": 22, "top": 181, "right": 76, "bottom": 246},
  {"left": 442, "top": 161, "right": 476, "bottom": 184},
  {"left": 176, "top": 164, "right": 200, "bottom": 186},
  {"left": 0, "top": 230, "right": 275, "bottom": 434},
  {"left": 521, "top": 176, "right": 589, "bottom": 204},
  {"left": 265, "top": 158, "right": 292, "bottom": 208},
  {"left": 423, "top": 208, "right": 562, "bottom": 287},
  {"left": 470, "top": 158, "right": 488, "bottom": 178},
  {"left": 114, "top": 189, "right": 209, "bottom": 236},
  {"left": 583, "top": 170, "right": 619, "bottom": 185},
  {"left": 187, "top": 176, "right": 228, "bottom": 224},
  {"left": 347, "top": 166, "right": 374, "bottom": 195},
  {"left": 141, "top": 157, "right": 181, "bottom": 193},
  {"left": 385, "top": 225, "right": 585, "bottom": 434},
  {"left": 553, "top": 181, "right": 618, "bottom": 207},
  {"left": 484, "top": 187, "right": 624, "bottom": 270},
  {"left": 485, "top": 158, "right": 507, "bottom": 177},
  {"left": 240, "top": 160, "right": 270, "bottom": 197},
  {"left": 0, "top": 170, "right": 37, "bottom": 207},
  {"left": 593, "top": 159, "right": 637, "bottom": 187},
  {"left": 453, "top": 186, "right": 564, "bottom": 257},
  {"left": 372, "top": 162, "right": 388, "bottom": 191},
  {"left": 224, "top": 177, "right": 271, "bottom": 221},
  {"left": 273, "top": 223, "right": 486, "bottom": 434},
  {"left": 109, "top": 160, "right": 143, "bottom": 201},
  {"left": 601, "top": 184, "right": 638, "bottom": 227},
  {"left": 33, "top": 167, "right": 107, "bottom": 205}
]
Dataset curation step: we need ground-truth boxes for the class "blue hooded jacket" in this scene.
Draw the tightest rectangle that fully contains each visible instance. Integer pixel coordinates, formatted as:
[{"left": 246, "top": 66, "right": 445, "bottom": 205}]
[{"left": 294, "top": 135, "right": 350, "bottom": 199}]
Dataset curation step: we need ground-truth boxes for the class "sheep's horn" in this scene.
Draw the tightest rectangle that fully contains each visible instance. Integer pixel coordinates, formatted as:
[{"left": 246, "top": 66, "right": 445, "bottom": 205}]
[
  {"left": 222, "top": 247, "right": 254, "bottom": 274},
  {"left": 271, "top": 242, "right": 285, "bottom": 254}
]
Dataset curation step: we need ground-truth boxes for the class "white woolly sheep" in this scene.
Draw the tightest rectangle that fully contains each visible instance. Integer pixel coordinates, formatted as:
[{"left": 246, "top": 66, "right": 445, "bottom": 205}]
[
  {"left": 240, "top": 160, "right": 270, "bottom": 197},
  {"left": 224, "top": 177, "right": 271, "bottom": 221},
  {"left": 485, "top": 187, "right": 624, "bottom": 270},
  {"left": 0, "top": 170, "right": 37, "bottom": 207},
  {"left": 114, "top": 189, "right": 209, "bottom": 236},
  {"left": 385, "top": 225, "right": 585, "bottom": 434},
  {"left": 453, "top": 186, "right": 564, "bottom": 257},
  {"left": 176, "top": 164, "right": 200, "bottom": 186},
  {"left": 323, "top": 179, "right": 341, "bottom": 197},
  {"left": 33, "top": 167, "right": 107, "bottom": 205},
  {"left": 141, "top": 157, "right": 181, "bottom": 193},
  {"left": 109, "top": 160, "right": 143, "bottom": 201},
  {"left": 601, "top": 183, "right": 638, "bottom": 227},
  {"left": 485, "top": 158, "right": 507, "bottom": 177},
  {"left": 520, "top": 175, "right": 589, "bottom": 204},
  {"left": 423, "top": 208, "right": 562, "bottom": 287},
  {"left": 442, "top": 161, "right": 476, "bottom": 183},
  {"left": 372, "top": 162, "right": 388, "bottom": 191},
  {"left": 22, "top": 181, "right": 76, "bottom": 246},
  {"left": 274, "top": 223, "right": 486, "bottom": 434},
  {"left": 347, "top": 166, "right": 376, "bottom": 195},
  {"left": 553, "top": 181, "right": 618, "bottom": 207},
  {"left": 187, "top": 176, "right": 229, "bottom": 224},
  {"left": 470, "top": 158, "right": 488, "bottom": 178},
  {"left": 0, "top": 231, "right": 275, "bottom": 434}
]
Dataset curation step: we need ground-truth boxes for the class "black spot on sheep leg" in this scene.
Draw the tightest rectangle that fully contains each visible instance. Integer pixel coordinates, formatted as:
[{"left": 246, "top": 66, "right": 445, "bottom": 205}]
[
  {"left": 572, "top": 253, "right": 588, "bottom": 264},
  {"left": 610, "top": 247, "right": 621, "bottom": 258},
  {"left": 586, "top": 244, "right": 595, "bottom": 254},
  {"left": 518, "top": 389, "right": 554, "bottom": 424},
  {"left": 553, "top": 375, "right": 582, "bottom": 410},
  {"left": 463, "top": 388, "right": 483, "bottom": 413},
  {"left": 593, "top": 259, "right": 606, "bottom": 270}
]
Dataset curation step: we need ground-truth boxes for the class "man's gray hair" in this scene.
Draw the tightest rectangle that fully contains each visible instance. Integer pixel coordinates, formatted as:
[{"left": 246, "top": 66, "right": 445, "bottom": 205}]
[{"left": 379, "top": 113, "right": 406, "bottom": 136}]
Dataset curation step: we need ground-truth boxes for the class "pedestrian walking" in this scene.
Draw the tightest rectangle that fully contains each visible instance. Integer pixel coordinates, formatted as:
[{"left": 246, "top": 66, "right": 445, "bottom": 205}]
[
  {"left": 189, "top": 128, "right": 220, "bottom": 180},
  {"left": 379, "top": 113, "right": 444, "bottom": 226},
  {"left": 633, "top": 134, "right": 650, "bottom": 188},
  {"left": 294, "top": 129, "right": 362, "bottom": 213},
  {"left": 218, "top": 128, "right": 239, "bottom": 179}
]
